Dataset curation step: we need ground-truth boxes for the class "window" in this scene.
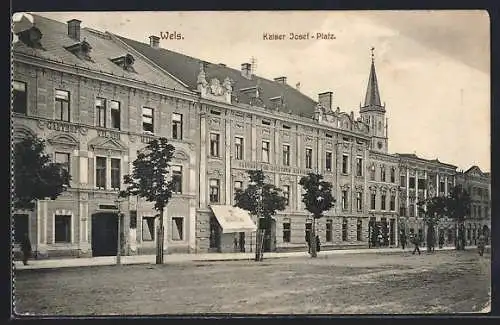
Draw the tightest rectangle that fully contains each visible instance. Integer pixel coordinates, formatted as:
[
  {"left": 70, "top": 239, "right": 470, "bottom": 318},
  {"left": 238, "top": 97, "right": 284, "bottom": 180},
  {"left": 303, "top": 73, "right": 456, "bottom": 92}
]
[
  {"left": 283, "top": 124, "right": 291, "bottom": 130},
  {"left": 262, "top": 120, "right": 271, "bottom": 126},
  {"left": 342, "top": 154, "right": 349, "bottom": 174},
  {"left": 305, "top": 148, "right": 312, "bottom": 169},
  {"left": 400, "top": 175, "right": 406, "bottom": 187},
  {"left": 381, "top": 194, "right": 386, "bottom": 211},
  {"left": 172, "top": 113, "right": 183, "bottom": 139},
  {"left": 142, "top": 107, "right": 154, "bottom": 133},
  {"left": 12, "top": 81, "right": 27, "bottom": 114},
  {"left": 210, "top": 109, "right": 221, "bottom": 115},
  {"left": 325, "top": 152, "right": 332, "bottom": 171},
  {"left": 13, "top": 214, "right": 29, "bottom": 244},
  {"left": 96, "top": 98, "right": 106, "bottom": 127},
  {"left": 129, "top": 211, "right": 137, "bottom": 229},
  {"left": 342, "top": 190, "right": 348, "bottom": 210},
  {"left": 210, "top": 133, "right": 220, "bottom": 157},
  {"left": 390, "top": 195, "right": 396, "bottom": 211},
  {"left": 172, "top": 217, "right": 184, "bottom": 241},
  {"left": 356, "top": 157, "right": 363, "bottom": 176},
  {"left": 235, "top": 137, "right": 244, "bottom": 160},
  {"left": 378, "top": 121, "right": 382, "bottom": 131},
  {"left": 356, "top": 192, "right": 363, "bottom": 211},
  {"left": 380, "top": 167, "right": 386, "bottom": 182},
  {"left": 209, "top": 179, "right": 220, "bottom": 203},
  {"left": 342, "top": 218, "right": 348, "bottom": 241},
  {"left": 110, "top": 158, "right": 121, "bottom": 190},
  {"left": 96, "top": 157, "right": 106, "bottom": 189},
  {"left": 418, "top": 179, "right": 426, "bottom": 190},
  {"left": 390, "top": 168, "right": 396, "bottom": 183},
  {"left": 110, "top": 100, "right": 121, "bottom": 130},
  {"left": 234, "top": 181, "right": 243, "bottom": 202},
  {"left": 326, "top": 219, "right": 333, "bottom": 242},
  {"left": 282, "top": 185, "right": 290, "bottom": 206},
  {"left": 305, "top": 221, "right": 312, "bottom": 242},
  {"left": 325, "top": 133, "right": 333, "bottom": 138},
  {"left": 370, "top": 193, "right": 376, "bottom": 210},
  {"left": 171, "top": 165, "right": 182, "bottom": 194},
  {"left": 283, "top": 220, "right": 291, "bottom": 243},
  {"left": 409, "top": 203, "right": 415, "bottom": 217},
  {"left": 55, "top": 90, "right": 70, "bottom": 122},
  {"left": 400, "top": 206, "right": 406, "bottom": 217},
  {"left": 283, "top": 145, "right": 290, "bottom": 166},
  {"left": 55, "top": 152, "right": 70, "bottom": 179},
  {"left": 142, "top": 216, "right": 155, "bottom": 241},
  {"left": 357, "top": 219, "right": 363, "bottom": 241},
  {"left": 409, "top": 177, "right": 416, "bottom": 189},
  {"left": 54, "top": 215, "right": 71, "bottom": 243},
  {"left": 439, "top": 181, "right": 445, "bottom": 193},
  {"left": 262, "top": 141, "right": 270, "bottom": 163},
  {"left": 370, "top": 165, "right": 375, "bottom": 181}
]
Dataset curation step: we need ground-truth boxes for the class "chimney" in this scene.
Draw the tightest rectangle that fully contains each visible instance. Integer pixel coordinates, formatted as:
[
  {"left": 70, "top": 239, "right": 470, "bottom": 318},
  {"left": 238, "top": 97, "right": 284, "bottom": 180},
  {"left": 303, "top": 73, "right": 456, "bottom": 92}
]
[
  {"left": 318, "top": 91, "right": 333, "bottom": 110},
  {"left": 67, "top": 19, "right": 81, "bottom": 41},
  {"left": 149, "top": 35, "right": 160, "bottom": 48},
  {"left": 274, "top": 76, "right": 287, "bottom": 84},
  {"left": 241, "top": 63, "right": 252, "bottom": 79}
]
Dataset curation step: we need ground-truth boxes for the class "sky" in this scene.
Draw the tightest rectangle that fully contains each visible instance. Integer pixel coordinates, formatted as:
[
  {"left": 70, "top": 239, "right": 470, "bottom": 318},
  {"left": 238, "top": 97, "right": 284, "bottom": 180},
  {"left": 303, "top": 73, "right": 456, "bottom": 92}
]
[{"left": 35, "top": 11, "right": 490, "bottom": 172}]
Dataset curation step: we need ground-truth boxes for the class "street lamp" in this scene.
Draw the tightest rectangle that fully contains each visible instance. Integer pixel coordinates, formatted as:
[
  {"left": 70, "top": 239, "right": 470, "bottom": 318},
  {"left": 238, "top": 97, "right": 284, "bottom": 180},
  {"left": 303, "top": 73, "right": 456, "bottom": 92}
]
[{"left": 114, "top": 197, "right": 122, "bottom": 266}]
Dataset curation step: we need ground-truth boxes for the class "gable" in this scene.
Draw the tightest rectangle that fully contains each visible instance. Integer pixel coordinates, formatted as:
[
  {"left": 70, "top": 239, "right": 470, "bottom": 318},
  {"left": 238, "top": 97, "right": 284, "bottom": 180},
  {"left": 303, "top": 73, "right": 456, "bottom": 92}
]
[{"left": 88, "top": 136, "right": 127, "bottom": 152}]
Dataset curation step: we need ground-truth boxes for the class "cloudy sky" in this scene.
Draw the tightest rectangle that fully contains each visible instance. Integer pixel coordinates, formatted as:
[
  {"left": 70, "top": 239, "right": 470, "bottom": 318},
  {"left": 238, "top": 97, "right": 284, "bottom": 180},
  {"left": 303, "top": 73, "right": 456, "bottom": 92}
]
[{"left": 37, "top": 11, "right": 490, "bottom": 172}]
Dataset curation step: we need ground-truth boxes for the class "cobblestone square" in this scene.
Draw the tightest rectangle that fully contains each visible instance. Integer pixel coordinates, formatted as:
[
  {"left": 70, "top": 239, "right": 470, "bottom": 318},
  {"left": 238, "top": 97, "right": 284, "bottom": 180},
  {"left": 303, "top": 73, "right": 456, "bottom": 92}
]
[{"left": 14, "top": 250, "right": 490, "bottom": 315}]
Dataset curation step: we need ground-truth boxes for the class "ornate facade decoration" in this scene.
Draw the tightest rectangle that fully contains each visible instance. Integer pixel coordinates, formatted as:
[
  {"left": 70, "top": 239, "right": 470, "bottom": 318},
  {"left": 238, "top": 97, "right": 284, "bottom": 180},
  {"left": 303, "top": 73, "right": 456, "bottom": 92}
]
[{"left": 369, "top": 185, "right": 378, "bottom": 193}]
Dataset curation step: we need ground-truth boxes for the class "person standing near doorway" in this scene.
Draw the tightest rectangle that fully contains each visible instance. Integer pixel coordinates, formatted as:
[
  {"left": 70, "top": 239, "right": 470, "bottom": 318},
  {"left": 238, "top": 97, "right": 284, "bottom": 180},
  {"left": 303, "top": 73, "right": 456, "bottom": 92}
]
[
  {"left": 400, "top": 231, "right": 407, "bottom": 250},
  {"left": 411, "top": 234, "right": 421, "bottom": 255},
  {"left": 21, "top": 232, "right": 32, "bottom": 265}
]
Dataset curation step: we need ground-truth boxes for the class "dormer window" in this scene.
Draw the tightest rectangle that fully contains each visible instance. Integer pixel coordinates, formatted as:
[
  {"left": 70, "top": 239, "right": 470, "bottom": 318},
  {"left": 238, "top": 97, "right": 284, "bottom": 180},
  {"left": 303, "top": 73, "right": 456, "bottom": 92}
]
[
  {"left": 110, "top": 54, "right": 136, "bottom": 72},
  {"left": 16, "top": 26, "right": 43, "bottom": 49},
  {"left": 64, "top": 40, "right": 92, "bottom": 61}
]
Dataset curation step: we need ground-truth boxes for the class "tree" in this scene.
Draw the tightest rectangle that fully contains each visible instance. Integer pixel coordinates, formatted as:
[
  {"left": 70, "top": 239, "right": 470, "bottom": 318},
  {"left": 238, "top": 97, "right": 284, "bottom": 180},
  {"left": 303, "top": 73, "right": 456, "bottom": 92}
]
[
  {"left": 119, "top": 137, "right": 175, "bottom": 264},
  {"left": 299, "top": 173, "right": 335, "bottom": 258},
  {"left": 234, "top": 169, "right": 287, "bottom": 261},
  {"left": 13, "top": 136, "right": 70, "bottom": 211},
  {"left": 417, "top": 196, "right": 447, "bottom": 252},
  {"left": 446, "top": 184, "right": 471, "bottom": 250}
]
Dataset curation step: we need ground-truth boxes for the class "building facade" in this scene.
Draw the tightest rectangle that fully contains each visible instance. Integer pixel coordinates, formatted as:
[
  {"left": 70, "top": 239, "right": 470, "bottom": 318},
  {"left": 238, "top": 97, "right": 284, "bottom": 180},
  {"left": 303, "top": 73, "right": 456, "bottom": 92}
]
[{"left": 11, "top": 14, "right": 491, "bottom": 258}]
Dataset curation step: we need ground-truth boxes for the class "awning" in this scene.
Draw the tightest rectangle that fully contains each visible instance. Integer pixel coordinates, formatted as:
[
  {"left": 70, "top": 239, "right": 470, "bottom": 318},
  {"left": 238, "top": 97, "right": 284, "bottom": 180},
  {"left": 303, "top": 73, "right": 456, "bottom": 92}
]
[{"left": 210, "top": 205, "right": 258, "bottom": 233}]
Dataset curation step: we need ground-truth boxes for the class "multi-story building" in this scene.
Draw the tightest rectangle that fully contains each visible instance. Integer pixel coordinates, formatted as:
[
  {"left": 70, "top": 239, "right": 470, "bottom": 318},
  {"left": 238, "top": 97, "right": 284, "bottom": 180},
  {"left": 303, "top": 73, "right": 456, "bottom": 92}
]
[
  {"left": 12, "top": 14, "right": 201, "bottom": 258},
  {"left": 456, "top": 166, "right": 491, "bottom": 245},
  {"left": 11, "top": 14, "right": 490, "bottom": 258}
]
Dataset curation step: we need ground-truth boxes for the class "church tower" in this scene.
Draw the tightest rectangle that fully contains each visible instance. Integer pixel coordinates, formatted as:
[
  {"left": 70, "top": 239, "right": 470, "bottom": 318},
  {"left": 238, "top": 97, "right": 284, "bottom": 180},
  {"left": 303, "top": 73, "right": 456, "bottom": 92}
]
[{"left": 360, "top": 47, "right": 388, "bottom": 153}]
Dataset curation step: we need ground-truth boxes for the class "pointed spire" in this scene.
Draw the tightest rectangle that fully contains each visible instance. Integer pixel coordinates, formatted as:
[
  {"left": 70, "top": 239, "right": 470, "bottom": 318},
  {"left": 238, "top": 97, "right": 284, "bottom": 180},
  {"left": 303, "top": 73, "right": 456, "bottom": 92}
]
[{"left": 364, "top": 47, "right": 382, "bottom": 107}]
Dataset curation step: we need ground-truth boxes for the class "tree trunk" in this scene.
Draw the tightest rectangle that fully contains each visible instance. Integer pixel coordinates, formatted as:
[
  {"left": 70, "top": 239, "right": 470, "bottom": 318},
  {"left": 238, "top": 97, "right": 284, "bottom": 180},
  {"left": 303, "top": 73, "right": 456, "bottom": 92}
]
[
  {"left": 310, "top": 217, "right": 317, "bottom": 258},
  {"left": 156, "top": 208, "right": 164, "bottom": 264}
]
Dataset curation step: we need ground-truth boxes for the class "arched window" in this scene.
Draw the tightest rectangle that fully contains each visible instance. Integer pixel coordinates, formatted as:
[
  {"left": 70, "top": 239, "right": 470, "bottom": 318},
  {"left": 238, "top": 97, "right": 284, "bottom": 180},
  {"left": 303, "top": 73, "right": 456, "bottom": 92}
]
[{"left": 378, "top": 121, "right": 382, "bottom": 131}]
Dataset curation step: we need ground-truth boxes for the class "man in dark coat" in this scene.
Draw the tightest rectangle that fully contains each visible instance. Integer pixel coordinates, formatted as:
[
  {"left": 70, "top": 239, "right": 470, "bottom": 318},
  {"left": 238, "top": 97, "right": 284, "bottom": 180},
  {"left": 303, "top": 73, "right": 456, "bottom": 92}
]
[
  {"left": 21, "top": 233, "right": 32, "bottom": 265},
  {"left": 411, "top": 234, "right": 421, "bottom": 255},
  {"left": 315, "top": 235, "right": 321, "bottom": 253},
  {"left": 400, "top": 232, "right": 407, "bottom": 250}
]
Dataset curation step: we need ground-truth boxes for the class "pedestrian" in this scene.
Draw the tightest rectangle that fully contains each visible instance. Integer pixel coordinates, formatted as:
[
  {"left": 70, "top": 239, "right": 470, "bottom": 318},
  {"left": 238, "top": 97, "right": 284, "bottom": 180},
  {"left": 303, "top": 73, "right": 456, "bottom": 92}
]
[
  {"left": 307, "top": 236, "right": 311, "bottom": 254},
  {"left": 239, "top": 235, "right": 245, "bottom": 253},
  {"left": 400, "top": 232, "right": 407, "bottom": 250},
  {"left": 21, "top": 232, "right": 32, "bottom": 265},
  {"left": 233, "top": 236, "right": 238, "bottom": 252},
  {"left": 377, "top": 233, "right": 383, "bottom": 247},
  {"left": 438, "top": 232, "right": 444, "bottom": 249},
  {"left": 477, "top": 234, "right": 485, "bottom": 256},
  {"left": 315, "top": 235, "right": 321, "bottom": 253},
  {"left": 411, "top": 234, "right": 421, "bottom": 255}
]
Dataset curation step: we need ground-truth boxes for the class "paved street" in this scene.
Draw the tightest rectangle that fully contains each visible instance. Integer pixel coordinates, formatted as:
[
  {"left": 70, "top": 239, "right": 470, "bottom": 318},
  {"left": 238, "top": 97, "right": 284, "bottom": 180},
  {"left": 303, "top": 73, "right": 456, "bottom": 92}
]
[{"left": 14, "top": 249, "right": 490, "bottom": 315}]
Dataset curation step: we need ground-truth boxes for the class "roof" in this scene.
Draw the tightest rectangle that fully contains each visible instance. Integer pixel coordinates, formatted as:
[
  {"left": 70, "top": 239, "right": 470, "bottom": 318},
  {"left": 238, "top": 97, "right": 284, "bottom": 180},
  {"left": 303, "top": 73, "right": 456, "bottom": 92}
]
[
  {"left": 395, "top": 153, "right": 457, "bottom": 169},
  {"left": 360, "top": 56, "right": 385, "bottom": 113},
  {"left": 463, "top": 165, "right": 490, "bottom": 178},
  {"left": 13, "top": 14, "right": 190, "bottom": 92},
  {"left": 115, "top": 35, "right": 319, "bottom": 117}
]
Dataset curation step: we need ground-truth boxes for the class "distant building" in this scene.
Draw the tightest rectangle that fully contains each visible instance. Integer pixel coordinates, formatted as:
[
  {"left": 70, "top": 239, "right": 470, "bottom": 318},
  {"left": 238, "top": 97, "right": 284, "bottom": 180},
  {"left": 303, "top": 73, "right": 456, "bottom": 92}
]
[{"left": 11, "top": 14, "right": 490, "bottom": 259}]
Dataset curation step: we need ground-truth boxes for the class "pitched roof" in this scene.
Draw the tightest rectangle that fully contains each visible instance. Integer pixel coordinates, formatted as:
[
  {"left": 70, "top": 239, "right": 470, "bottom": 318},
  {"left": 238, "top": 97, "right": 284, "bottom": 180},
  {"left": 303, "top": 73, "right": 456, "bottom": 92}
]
[
  {"left": 395, "top": 153, "right": 457, "bottom": 169},
  {"left": 13, "top": 14, "right": 189, "bottom": 92},
  {"left": 360, "top": 56, "right": 385, "bottom": 113},
  {"left": 115, "top": 35, "right": 319, "bottom": 117}
]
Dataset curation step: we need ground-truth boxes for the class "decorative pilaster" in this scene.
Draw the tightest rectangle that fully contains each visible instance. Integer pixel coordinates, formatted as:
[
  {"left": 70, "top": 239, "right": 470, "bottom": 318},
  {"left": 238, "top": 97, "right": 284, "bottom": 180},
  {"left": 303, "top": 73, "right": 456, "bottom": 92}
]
[
  {"left": 251, "top": 115, "right": 257, "bottom": 161},
  {"left": 199, "top": 108, "right": 207, "bottom": 208},
  {"left": 225, "top": 116, "right": 231, "bottom": 204}
]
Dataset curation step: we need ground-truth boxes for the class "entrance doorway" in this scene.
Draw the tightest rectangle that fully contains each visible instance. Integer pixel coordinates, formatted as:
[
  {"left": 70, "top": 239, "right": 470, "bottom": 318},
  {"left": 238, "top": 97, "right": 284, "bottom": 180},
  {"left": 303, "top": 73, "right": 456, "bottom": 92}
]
[
  {"left": 92, "top": 212, "right": 119, "bottom": 257},
  {"left": 260, "top": 218, "right": 276, "bottom": 252}
]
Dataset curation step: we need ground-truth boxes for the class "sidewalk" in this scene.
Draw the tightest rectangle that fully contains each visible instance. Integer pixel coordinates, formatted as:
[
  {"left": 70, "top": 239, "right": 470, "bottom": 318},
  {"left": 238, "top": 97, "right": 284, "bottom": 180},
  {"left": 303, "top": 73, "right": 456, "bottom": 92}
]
[{"left": 13, "top": 245, "right": 484, "bottom": 270}]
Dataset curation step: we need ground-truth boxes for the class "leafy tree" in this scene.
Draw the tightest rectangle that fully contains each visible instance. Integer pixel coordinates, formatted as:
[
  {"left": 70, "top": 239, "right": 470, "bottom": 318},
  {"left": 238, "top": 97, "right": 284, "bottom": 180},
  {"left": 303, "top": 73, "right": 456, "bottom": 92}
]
[
  {"left": 446, "top": 184, "right": 471, "bottom": 250},
  {"left": 119, "top": 137, "right": 175, "bottom": 264},
  {"left": 13, "top": 136, "right": 70, "bottom": 211},
  {"left": 417, "top": 196, "right": 447, "bottom": 252},
  {"left": 299, "top": 173, "right": 335, "bottom": 258},
  {"left": 234, "top": 169, "right": 286, "bottom": 261}
]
